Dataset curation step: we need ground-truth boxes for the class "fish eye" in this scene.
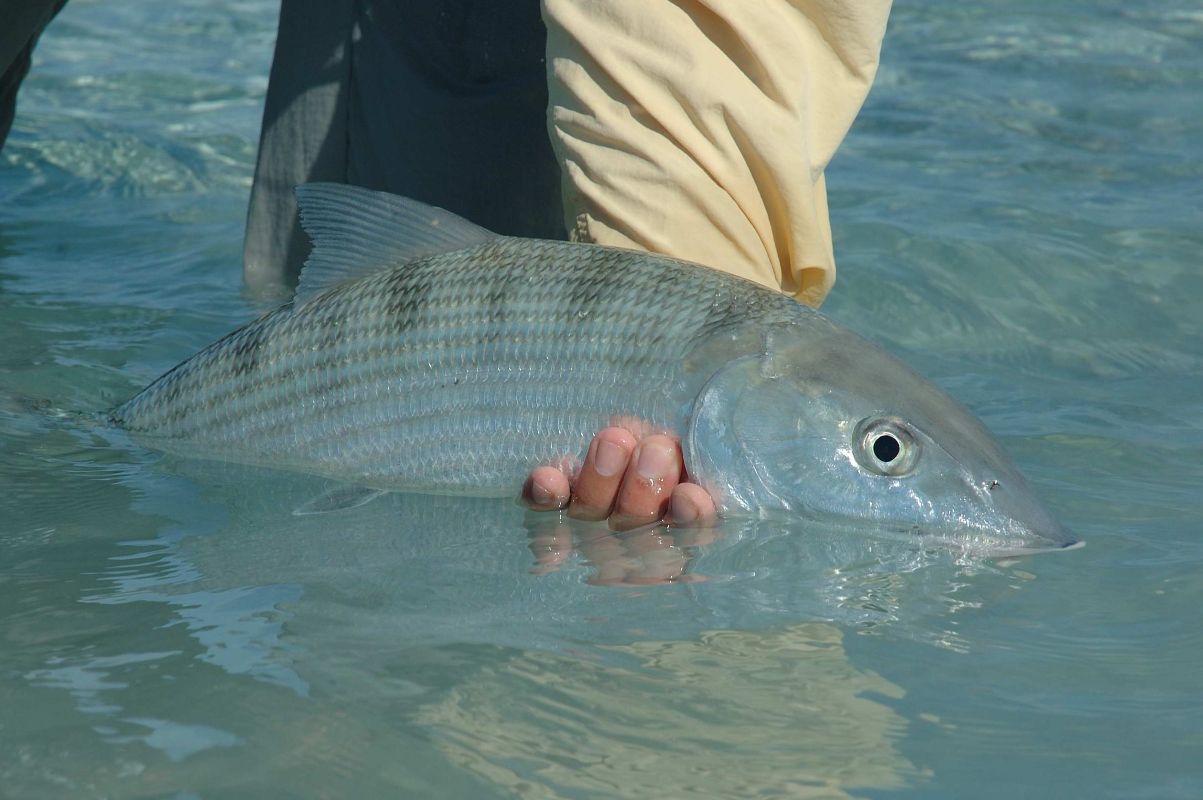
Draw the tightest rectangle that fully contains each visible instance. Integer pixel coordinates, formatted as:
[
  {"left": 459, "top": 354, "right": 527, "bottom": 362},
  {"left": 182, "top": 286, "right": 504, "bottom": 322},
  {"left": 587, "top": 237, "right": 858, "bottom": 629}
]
[
  {"left": 853, "top": 417, "right": 920, "bottom": 477},
  {"left": 873, "top": 434, "right": 900, "bottom": 463}
]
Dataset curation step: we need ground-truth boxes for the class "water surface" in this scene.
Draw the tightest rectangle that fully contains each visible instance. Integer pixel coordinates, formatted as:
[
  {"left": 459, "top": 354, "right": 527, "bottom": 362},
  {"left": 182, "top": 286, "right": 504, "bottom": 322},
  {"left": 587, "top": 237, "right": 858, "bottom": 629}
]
[{"left": 2, "top": 1, "right": 1201, "bottom": 797}]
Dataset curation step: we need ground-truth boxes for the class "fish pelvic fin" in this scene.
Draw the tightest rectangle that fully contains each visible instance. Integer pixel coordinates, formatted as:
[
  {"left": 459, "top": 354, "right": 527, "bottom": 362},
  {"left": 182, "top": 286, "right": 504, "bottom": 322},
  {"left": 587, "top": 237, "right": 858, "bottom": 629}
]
[{"left": 293, "top": 183, "right": 500, "bottom": 304}]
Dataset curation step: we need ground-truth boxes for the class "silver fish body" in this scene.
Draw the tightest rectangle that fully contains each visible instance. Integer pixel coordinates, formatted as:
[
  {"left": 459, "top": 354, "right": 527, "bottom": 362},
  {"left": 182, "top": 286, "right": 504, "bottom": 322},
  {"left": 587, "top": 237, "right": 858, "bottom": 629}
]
[
  {"left": 115, "top": 237, "right": 800, "bottom": 492},
  {"left": 115, "top": 184, "right": 1075, "bottom": 554}
]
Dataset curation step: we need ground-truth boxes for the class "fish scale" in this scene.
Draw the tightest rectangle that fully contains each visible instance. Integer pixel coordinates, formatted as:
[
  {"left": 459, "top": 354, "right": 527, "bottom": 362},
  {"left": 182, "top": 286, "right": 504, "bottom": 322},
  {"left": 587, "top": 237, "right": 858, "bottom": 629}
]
[{"left": 114, "top": 236, "right": 800, "bottom": 494}]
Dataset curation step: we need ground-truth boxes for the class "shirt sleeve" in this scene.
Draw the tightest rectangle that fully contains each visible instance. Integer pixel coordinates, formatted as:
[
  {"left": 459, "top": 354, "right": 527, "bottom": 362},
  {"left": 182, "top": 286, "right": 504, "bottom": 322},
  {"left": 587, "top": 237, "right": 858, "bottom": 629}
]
[{"left": 543, "top": 0, "right": 891, "bottom": 307}]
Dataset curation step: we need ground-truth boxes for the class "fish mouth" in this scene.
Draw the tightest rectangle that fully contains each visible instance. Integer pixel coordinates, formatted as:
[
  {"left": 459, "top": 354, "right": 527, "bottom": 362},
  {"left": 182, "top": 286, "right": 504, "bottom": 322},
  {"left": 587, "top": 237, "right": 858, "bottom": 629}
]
[{"left": 993, "top": 515, "right": 1084, "bottom": 557}]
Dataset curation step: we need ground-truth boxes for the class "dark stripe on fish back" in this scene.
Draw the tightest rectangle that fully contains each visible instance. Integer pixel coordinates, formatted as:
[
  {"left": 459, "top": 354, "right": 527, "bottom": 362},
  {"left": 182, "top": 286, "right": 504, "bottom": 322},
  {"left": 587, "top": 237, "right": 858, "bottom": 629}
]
[{"left": 383, "top": 261, "right": 435, "bottom": 338}]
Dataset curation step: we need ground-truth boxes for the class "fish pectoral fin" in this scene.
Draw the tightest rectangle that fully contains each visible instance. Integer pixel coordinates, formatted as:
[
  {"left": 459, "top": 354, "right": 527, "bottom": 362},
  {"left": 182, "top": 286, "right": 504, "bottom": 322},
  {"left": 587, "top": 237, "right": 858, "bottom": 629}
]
[
  {"left": 293, "top": 183, "right": 500, "bottom": 304},
  {"left": 293, "top": 485, "right": 388, "bottom": 516}
]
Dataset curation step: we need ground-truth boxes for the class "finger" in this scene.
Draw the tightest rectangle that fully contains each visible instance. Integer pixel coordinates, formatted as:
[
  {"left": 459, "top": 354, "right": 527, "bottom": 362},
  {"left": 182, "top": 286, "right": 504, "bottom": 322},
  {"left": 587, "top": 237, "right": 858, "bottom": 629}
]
[
  {"left": 577, "top": 529, "right": 637, "bottom": 586},
  {"left": 624, "top": 530, "right": 686, "bottom": 583},
  {"left": 527, "top": 522, "right": 573, "bottom": 575},
  {"left": 609, "top": 434, "right": 681, "bottom": 531},
  {"left": 665, "top": 483, "right": 718, "bottom": 528},
  {"left": 568, "top": 427, "right": 638, "bottom": 521},
  {"left": 521, "top": 466, "right": 570, "bottom": 511},
  {"left": 625, "top": 547, "right": 690, "bottom": 585},
  {"left": 672, "top": 526, "right": 718, "bottom": 549}
]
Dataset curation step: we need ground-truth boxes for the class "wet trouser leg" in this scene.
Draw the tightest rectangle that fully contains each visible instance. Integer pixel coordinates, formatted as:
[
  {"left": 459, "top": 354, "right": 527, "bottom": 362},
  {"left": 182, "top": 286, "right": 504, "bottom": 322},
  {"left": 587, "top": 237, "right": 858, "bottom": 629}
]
[
  {"left": 0, "top": 0, "right": 68, "bottom": 149},
  {"left": 243, "top": 0, "right": 561, "bottom": 295}
]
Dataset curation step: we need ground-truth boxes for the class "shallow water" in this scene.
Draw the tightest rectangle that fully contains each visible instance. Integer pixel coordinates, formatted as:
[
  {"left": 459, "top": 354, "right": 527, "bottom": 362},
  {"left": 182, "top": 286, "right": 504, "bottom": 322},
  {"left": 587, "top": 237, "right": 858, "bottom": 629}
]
[{"left": 2, "top": 1, "right": 1201, "bottom": 797}]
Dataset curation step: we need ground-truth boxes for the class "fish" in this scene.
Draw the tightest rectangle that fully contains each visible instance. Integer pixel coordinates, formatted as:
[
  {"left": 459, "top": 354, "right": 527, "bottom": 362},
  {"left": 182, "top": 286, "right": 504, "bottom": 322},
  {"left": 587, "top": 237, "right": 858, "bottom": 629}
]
[{"left": 113, "top": 183, "right": 1077, "bottom": 555}]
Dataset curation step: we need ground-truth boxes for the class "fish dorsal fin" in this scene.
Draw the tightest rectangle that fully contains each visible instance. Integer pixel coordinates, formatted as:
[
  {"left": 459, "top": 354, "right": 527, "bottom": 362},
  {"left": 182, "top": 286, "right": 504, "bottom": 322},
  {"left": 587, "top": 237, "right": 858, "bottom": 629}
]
[{"left": 293, "top": 183, "right": 499, "bottom": 303}]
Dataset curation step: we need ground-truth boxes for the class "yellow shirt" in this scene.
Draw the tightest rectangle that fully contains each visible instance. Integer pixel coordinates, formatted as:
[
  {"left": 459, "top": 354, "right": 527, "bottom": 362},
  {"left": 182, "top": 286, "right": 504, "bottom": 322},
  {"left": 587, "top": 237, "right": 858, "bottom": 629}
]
[{"left": 545, "top": 0, "right": 891, "bottom": 306}]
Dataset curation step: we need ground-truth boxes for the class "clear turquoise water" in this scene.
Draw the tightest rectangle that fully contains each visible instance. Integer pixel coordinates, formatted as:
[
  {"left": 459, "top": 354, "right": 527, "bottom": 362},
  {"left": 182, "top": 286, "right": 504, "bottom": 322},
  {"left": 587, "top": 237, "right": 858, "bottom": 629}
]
[{"left": 2, "top": 2, "right": 1201, "bottom": 797}]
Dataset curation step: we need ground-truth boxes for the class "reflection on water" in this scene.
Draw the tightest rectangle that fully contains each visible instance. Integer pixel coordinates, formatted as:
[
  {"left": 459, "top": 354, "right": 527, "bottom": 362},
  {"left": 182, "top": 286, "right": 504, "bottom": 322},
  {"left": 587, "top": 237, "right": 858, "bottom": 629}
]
[
  {"left": 420, "top": 624, "right": 923, "bottom": 799},
  {"left": 527, "top": 518, "right": 718, "bottom": 586},
  {"left": 2, "top": 445, "right": 980, "bottom": 797},
  {"left": 163, "top": 460, "right": 1005, "bottom": 652},
  {"left": 1, "top": 312, "right": 1171, "bottom": 797}
]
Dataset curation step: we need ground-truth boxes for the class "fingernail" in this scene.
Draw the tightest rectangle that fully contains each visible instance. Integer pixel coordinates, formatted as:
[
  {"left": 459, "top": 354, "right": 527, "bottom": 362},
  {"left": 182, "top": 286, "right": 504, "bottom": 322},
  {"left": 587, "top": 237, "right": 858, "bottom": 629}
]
[
  {"left": 636, "top": 442, "right": 674, "bottom": 479},
  {"left": 531, "top": 481, "right": 556, "bottom": 507},
  {"left": 671, "top": 492, "right": 697, "bottom": 524},
  {"left": 595, "top": 440, "right": 627, "bottom": 477}
]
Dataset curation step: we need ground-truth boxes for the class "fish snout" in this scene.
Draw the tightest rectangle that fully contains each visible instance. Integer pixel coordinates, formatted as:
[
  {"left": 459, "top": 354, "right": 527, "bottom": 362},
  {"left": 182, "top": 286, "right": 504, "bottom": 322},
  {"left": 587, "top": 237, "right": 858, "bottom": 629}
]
[{"left": 983, "top": 476, "right": 1080, "bottom": 553}]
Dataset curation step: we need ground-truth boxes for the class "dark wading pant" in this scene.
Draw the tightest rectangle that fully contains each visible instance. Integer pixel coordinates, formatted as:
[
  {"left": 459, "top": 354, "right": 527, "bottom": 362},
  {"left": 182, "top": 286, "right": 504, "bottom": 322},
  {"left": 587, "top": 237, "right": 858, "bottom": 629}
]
[
  {"left": 243, "top": 0, "right": 565, "bottom": 295},
  {"left": 0, "top": 0, "right": 68, "bottom": 148}
]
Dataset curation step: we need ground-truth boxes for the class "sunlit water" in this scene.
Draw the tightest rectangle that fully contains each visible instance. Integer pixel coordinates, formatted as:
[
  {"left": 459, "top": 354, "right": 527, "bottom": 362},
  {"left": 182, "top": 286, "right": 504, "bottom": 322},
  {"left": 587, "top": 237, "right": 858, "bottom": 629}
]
[{"left": 2, "top": 2, "right": 1201, "bottom": 797}]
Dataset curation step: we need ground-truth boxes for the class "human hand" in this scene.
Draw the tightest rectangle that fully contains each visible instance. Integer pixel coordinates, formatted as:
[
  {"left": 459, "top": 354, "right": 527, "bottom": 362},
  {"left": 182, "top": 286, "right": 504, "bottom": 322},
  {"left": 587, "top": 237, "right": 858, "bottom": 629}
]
[{"left": 521, "top": 425, "right": 717, "bottom": 530}]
